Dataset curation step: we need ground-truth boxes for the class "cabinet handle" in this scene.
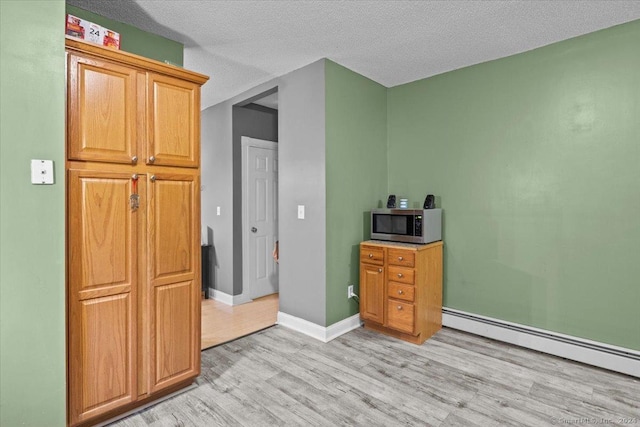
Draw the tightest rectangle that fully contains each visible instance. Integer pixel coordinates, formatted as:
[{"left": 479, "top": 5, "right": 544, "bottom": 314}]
[
  {"left": 398, "top": 290, "right": 403, "bottom": 295},
  {"left": 368, "top": 253, "right": 373, "bottom": 258},
  {"left": 398, "top": 256, "right": 403, "bottom": 261},
  {"left": 132, "top": 173, "right": 138, "bottom": 180},
  {"left": 397, "top": 305, "right": 403, "bottom": 310},
  {"left": 397, "top": 273, "right": 403, "bottom": 278},
  {"left": 378, "top": 268, "right": 382, "bottom": 273},
  {"left": 150, "top": 175, "right": 156, "bottom": 182},
  {"left": 131, "top": 155, "right": 138, "bottom": 164},
  {"left": 149, "top": 155, "right": 156, "bottom": 164}
]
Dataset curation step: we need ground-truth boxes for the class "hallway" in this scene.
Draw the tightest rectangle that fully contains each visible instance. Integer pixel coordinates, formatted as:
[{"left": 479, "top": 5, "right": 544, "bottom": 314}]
[{"left": 201, "top": 294, "right": 278, "bottom": 349}]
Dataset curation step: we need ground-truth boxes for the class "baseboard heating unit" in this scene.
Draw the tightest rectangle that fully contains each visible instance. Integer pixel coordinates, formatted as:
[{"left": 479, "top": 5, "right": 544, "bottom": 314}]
[{"left": 442, "top": 307, "right": 640, "bottom": 378}]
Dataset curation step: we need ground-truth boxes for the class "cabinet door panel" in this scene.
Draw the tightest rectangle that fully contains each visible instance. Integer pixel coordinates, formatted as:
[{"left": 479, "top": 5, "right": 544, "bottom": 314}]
[
  {"left": 152, "top": 281, "right": 196, "bottom": 386},
  {"left": 360, "top": 245, "right": 384, "bottom": 266},
  {"left": 147, "top": 173, "right": 200, "bottom": 393},
  {"left": 388, "top": 282, "right": 415, "bottom": 302},
  {"left": 360, "top": 264, "right": 385, "bottom": 324},
  {"left": 80, "top": 295, "right": 132, "bottom": 412},
  {"left": 387, "top": 300, "right": 415, "bottom": 334},
  {"left": 68, "top": 170, "right": 138, "bottom": 425},
  {"left": 147, "top": 74, "right": 199, "bottom": 168},
  {"left": 149, "top": 177, "right": 194, "bottom": 280},
  {"left": 388, "top": 266, "right": 415, "bottom": 285},
  {"left": 68, "top": 53, "right": 138, "bottom": 164},
  {"left": 387, "top": 248, "right": 415, "bottom": 268}
]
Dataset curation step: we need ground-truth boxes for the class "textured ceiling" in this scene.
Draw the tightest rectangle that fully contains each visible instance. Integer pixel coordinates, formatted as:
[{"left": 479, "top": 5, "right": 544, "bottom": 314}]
[{"left": 66, "top": 0, "right": 640, "bottom": 109}]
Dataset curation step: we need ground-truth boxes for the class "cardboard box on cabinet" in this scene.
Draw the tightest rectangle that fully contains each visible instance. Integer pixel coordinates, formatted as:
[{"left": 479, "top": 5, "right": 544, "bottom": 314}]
[{"left": 66, "top": 14, "right": 120, "bottom": 49}]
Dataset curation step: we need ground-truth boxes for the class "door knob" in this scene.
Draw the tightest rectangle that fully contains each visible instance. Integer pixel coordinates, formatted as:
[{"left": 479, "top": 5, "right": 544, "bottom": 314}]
[
  {"left": 149, "top": 155, "right": 156, "bottom": 164},
  {"left": 251, "top": 227, "right": 257, "bottom": 233},
  {"left": 131, "top": 155, "right": 138, "bottom": 164}
]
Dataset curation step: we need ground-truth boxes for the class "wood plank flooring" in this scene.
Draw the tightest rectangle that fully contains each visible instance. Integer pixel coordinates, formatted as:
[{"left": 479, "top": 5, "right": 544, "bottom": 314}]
[
  {"left": 201, "top": 293, "right": 278, "bottom": 350},
  {"left": 113, "top": 326, "right": 640, "bottom": 426}
]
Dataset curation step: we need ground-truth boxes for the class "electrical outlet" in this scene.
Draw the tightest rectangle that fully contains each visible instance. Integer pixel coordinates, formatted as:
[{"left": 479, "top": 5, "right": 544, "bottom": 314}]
[{"left": 347, "top": 285, "right": 354, "bottom": 298}]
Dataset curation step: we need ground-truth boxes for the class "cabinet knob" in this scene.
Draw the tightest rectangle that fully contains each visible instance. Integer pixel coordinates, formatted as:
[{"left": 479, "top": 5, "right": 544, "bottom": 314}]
[
  {"left": 149, "top": 155, "right": 156, "bottom": 164},
  {"left": 368, "top": 253, "right": 373, "bottom": 258},
  {"left": 398, "top": 256, "right": 403, "bottom": 261},
  {"left": 378, "top": 268, "right": 382, "bottom": 273},
  {"left": 398, "top": 290, "right": 403, "bottom": 295},
  {"left": 397, "top": 273, "right": 403, "bottom": 278},
  {"left": 150, "top": 175, "right": 156, "bottom": 182},
  {"left": 397, "top": 305, "right": 403, "bottom": 310},
  {"left": 132, "top": 173, "right": 138, "bottom": 180},
  {"left": 131, "top": 155, "right": 138, "bottom": 164}
]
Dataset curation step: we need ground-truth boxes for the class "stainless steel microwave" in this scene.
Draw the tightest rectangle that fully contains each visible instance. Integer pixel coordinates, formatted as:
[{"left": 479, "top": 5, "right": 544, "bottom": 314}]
[{"left": 371, "top": 208, "right": 442, "bottom": 244}]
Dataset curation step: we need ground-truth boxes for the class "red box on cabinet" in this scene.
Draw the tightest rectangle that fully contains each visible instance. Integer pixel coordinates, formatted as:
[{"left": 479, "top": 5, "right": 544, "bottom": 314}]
[{"left": 65, "top": 14, "right": 120, "bottom": 49}]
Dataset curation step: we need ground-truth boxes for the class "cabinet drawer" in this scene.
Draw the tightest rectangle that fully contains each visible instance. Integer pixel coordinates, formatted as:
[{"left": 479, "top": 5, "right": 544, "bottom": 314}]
[
  {"left": 360, "top": 246, "right": 384, "bottom": 266},
  {"left": 387, "top": 300, "right": 415, "bottom": 334},
  {"left": 388, "top": 249, "right": 415, "bottom": 268},
  {"left": 388, "top": 282, "right": 415, "bottom": 302},
  {"left": 388, "top": 266, "right": 414, "bottom": 285}
]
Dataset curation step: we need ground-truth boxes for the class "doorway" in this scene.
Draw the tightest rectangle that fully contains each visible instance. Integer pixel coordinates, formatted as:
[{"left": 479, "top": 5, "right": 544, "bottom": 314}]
[{"left": 201, "top": 88, "right": 279, "bottom": 349}]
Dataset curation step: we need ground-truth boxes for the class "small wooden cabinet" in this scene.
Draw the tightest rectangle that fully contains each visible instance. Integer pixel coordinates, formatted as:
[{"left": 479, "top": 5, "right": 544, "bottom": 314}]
[
  {"left": 66, "top": 37, "right": 208, "bottom": 427},
  {"left": 359, "top": 240, "right": 443, "bottom": 345}
]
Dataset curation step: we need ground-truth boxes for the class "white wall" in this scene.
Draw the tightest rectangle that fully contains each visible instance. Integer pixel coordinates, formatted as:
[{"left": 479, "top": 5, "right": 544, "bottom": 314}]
[{"left": 201, "top": 59, "right": 327, "bottom": 325}]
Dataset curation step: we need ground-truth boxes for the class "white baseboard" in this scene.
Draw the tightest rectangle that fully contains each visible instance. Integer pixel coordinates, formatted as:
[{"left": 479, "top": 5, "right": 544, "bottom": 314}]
[
  {"left": 210, "top": 289, "right": 252, "bottom": 306},
  {"left": 442, "top": 307, "right": 640, "bottom": 378},
  {"left": 277, "top": 312, "right": 362, "bottom": 343},
  {"left": 326, "top": 314, "right": 363, "bottom": 342}
]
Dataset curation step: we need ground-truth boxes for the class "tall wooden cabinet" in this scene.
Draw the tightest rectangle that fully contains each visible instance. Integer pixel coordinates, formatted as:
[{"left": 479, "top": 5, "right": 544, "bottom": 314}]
[
  {"left": 65, "top": 37, "right": 208, "bottom": 427},
  {"left": 360, "top": 240, "right": 443, "bottom": 345}
]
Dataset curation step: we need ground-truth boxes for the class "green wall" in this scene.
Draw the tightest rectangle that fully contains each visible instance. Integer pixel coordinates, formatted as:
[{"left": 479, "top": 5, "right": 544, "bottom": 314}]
[
  {"left": 325, "top": 60, "right": 388, "bottom": 326},
  {"left": 1, "top": 1, "right": 67, "bottom": 426},
  {"left": 66, "top": 4, "right": 183, "bottom": 65},
  {"left": 387, "top": 20, "right": 640, "bottom": 350}
]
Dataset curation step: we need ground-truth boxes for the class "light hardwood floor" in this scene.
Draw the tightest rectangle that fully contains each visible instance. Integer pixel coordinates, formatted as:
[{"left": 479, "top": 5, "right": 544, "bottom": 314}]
[
  {"left": 113, "top": 326, "right": 639, "bottom": 426},
  {"left": 201, "top": 293, "right": 278, "bottom": 350}
]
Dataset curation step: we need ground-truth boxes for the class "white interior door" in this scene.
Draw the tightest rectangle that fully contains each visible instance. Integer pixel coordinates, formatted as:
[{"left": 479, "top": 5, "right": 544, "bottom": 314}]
[{"left": 242, "top": 137, "right": 278, "bottom": 299}]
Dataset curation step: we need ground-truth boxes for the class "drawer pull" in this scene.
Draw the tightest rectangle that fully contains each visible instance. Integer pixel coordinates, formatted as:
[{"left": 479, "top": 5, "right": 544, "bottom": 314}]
[
  {"left": 378, "top": 268, "right": 382, "bottom": 273},
  {"left": 368, "top": 253, "right": 373, "bottom": 258},
  {"left": 397, "top": 273, "right": 403, "bottom": 278},
  {"left": 398, "top": 290, "right": 403, "bottom": 295},
  {"left": 398, "top": 256, "right": 403, "bottom": 261},
  {"left": 397, "top": 305, "right": 403, "bottom": 310}
]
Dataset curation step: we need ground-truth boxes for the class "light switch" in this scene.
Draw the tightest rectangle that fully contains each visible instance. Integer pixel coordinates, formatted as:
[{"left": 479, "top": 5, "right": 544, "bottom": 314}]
[
  {"left": 297, "top": 205, "right": 305, "bottom": 220},
  {"left": 31, "top": 159, "right": 54, "bottom": 184},
  {"left": 216, "top": 206, "right": 221, "bottom": 216}
]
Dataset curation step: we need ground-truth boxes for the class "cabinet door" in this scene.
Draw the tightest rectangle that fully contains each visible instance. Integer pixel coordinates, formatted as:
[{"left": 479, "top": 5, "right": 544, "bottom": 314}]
[
  {"left": 147, "top": 73, "right": 200, "bottom": 168},
  {"left": 67, "top": 170, "right": 139, "bottom": 425},
  {"left": 147, "top": 173, "right": 201, "bottom": 393},
  {"left": 67, "top": 53, "right": 139, "bottom": 164},
  {"left": 360, "top": 264, "right": 385, "bottom": 324}
]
